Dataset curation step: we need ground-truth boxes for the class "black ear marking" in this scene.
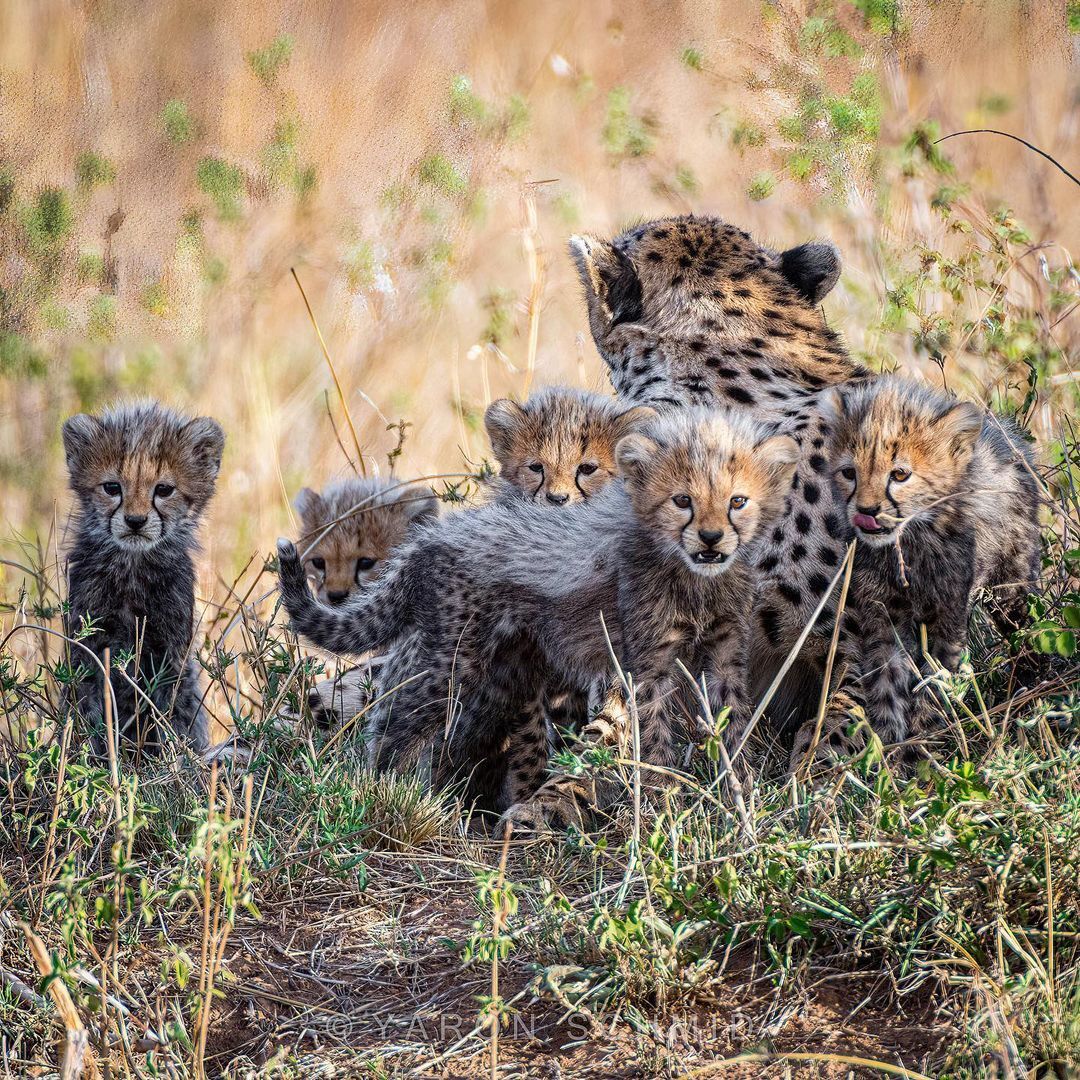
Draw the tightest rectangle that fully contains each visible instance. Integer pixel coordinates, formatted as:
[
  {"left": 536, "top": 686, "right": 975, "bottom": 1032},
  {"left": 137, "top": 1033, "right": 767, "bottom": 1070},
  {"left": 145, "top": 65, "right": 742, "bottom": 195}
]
[
  {"left": 779, "top": 242, "right": 842, "bottom": 304},
  {"left": 569, "top": 235, "right": 643, "bottom": 330},
  {"left": 604, "top": 246, "right": 644, "bottom": 327}
]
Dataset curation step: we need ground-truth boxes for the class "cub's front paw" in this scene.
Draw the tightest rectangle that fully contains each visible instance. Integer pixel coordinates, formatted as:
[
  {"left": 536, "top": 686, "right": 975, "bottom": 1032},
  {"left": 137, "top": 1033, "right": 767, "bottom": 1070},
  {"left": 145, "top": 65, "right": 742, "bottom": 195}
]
[
  {"left": 275, "top": 538, "right": 309, "bottom": 598},
  {"left": 498, "top": 781, "right": 590, "bottom": 837}
]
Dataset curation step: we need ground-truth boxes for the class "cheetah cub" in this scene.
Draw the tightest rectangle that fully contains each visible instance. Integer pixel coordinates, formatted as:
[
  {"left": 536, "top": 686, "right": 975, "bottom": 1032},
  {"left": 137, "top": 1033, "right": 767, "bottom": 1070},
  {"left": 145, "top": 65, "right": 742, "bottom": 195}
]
[
  {"left": 275, "top": 409, "right": 798, "bottom": 815},
  {"left": 484, "top": 385, "right": 655, "bottom": 506},
  {"left": 294, "top": 477, "right": 439, "bottom": 726},
  {"left": 793, "top": 377, "right": 1040, "bottom": 764},
  {"left": 62, "top": 401, "right": 225, "bottom": 752}
]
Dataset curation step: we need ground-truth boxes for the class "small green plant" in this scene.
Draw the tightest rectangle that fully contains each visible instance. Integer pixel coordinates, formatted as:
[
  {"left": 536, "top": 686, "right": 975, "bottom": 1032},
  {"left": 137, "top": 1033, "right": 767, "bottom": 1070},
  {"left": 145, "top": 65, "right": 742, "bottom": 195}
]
[
  {"left": 417, "top": 153, "right": 467, "bottom": 197},
  {"left": 680, "top": 44, "right": 705, "bottom": 71},
  {"left": 75, "top": 151, "right": 115, "bottom": 192},
  {"left": 22, "top": 186, "right": 73, "bottom": 252},
  {"left": 602, "top": 86, "right": 655, "bottom": 160},
  {"left": 196, "top": 156, "right": 244, "bottom": 221},
  {"left": 246, "top": 34, "right": 294, "bottom": 85},
  {"left": 747, "top": 171, "right": 775, "bottom": 200},
  {"left": 161, "top": 98, "right": 196, "bottom": 144}
]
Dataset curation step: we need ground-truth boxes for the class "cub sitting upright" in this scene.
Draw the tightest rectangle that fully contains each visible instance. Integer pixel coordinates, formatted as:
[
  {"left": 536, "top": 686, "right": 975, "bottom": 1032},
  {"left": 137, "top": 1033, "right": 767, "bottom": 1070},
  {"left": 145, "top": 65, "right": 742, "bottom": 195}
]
[
  {"left": 794, "top": 377, "right": 1041, "bottom": 763},
  {"left": 62, "top": 402, "right": 225, "bottom": 752}
]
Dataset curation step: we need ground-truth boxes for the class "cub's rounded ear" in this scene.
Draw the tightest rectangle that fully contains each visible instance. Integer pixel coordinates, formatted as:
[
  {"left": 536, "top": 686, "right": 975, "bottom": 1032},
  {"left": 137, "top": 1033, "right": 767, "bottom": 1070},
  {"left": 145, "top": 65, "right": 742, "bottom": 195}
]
[
  {"left": 614, "top": 433, "right": 658, "bottom": 486},
  {"left": 934, "top": 400, "right": 984, "bottom": 453},
  {"left": 484, "top": 398, "right": 528, "bottom": 462},
  {"left": 403, "top": 487, "right": 440, "bottom": 529},
  {"left": 184, "top": 416, "right": 226, "bottom": 477},
  {"left": 569, "top": 234, "right": 643, "bottom": 343},
  {"left": 612, "top": 404, "right": 658, "bottom": 440},
  {"left": 816, "top": 387, "right": 846, "bottom": 426},
  {"left": 293, "top": 487, "right": 325, "bottom": 524},
  {"left": 61, "top": 414, "right": 103, "bottom": 472},
  {"left": 779, "top": 241, "right": 841, "bottom": 304},
  {"left": 756, "top": 433, "right": 800, "bottom": 467},
  {"left": 755, "top": 434, "right": 800, "bottom": 489}
]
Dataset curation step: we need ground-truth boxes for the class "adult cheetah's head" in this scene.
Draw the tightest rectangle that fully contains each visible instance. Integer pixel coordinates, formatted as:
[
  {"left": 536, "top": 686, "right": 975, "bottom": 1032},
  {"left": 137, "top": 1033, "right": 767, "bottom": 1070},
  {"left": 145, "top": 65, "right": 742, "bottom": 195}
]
[
  {"left": 615, "top": 408, "right": 798, "bottom": 577},
  {"left": 569, "top": 214, "right": 841, "bottom": 359}
]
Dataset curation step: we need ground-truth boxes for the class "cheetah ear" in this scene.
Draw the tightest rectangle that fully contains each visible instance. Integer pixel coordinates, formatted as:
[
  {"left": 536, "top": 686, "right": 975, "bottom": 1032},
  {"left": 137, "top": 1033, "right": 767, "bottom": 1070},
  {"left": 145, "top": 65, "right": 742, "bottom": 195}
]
[
  {"left": 61, "top": 413, "right": 104, "bottom": 474},
  {"left": 183, "top": 416, "right": 226, "bottom": 479},
  {"left": 402, "top": 487, "right": 439, "bottom": 529},
  {"left": 816, "top": 387, "right": 846, "bottom": 426},
  {"left": 615, "top": 432, "right": 657, "bottom": 487},
  {"left": 933, "top": 401, "right": 984, "bottom": 454},
  {"left": 755, "top": 434, "right": 800, "bottom": 489},
  {"left": 569, "top": 234, "right": 643, "bottom": 344},
  {"left": 611, "top": 404, "right": 658, "bottom": 441},
  {"left": 484, "top": 398, "right": 528, "bottom": 463},
  {"left": 293, "top": 487, "right": 325, "bottom": 525},
  {"left": 779, "top": 241, "right": 841, "bottom": 304}
]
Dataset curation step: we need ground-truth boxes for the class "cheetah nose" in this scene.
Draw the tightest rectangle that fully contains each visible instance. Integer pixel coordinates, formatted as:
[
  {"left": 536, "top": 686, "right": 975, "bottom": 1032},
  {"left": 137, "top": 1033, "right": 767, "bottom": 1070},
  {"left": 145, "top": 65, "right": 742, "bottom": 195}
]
[
  {"left": 326, "top": 590, "right": 349, "bottom": 606},
  {"left": 546, "top": 492, "right": 570, "bottom": 505},
  {"left": 698, "top": 528, "right": 724, "bottom": 547},
  {"left": 124, "top": 514, "right": 148, "bottom": 532}
]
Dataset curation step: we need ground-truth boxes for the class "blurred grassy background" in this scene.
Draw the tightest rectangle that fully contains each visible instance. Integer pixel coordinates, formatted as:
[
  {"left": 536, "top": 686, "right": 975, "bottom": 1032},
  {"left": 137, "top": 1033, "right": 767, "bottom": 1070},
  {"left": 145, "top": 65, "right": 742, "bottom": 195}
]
[{"left": 1, "top": 0, "right": 1077, "bottom": 588}]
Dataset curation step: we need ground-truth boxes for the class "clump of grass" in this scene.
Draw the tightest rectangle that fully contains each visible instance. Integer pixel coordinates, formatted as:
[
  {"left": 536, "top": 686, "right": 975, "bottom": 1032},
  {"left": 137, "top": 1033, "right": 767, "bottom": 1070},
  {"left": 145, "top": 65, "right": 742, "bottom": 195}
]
[
  {"left": 74, "top": 151, "right": 115, "bottom": 192},
  {"left": 161, "top": 98, "right": 196, "bottom": 144},
  {"left": 196, "top": 155, "right": 244, "bottom": 221},
  {"left": 602, "top": 86, "right": 655, "bottom": 160},
  {"left": 22, "top": 186, "right": 73, "bottom": 252},
  {"left": 246, "top": 33, "right": 293, "bottom": 85}
]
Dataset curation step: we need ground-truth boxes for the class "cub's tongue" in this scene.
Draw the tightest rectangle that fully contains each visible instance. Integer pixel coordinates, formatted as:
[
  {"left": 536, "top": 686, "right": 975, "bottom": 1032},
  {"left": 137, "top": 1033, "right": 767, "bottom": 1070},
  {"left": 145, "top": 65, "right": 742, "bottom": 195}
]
[{"left": 853, "top": 512, "right": 881, "bottom": 532}]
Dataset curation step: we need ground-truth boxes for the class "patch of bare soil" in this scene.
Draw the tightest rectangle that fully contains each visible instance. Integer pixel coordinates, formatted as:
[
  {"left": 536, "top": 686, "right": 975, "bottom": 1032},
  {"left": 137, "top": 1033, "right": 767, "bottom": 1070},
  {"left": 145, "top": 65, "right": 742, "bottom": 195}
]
[{"left": 200, "top": 846, "right": 950, "bottom": 1078}]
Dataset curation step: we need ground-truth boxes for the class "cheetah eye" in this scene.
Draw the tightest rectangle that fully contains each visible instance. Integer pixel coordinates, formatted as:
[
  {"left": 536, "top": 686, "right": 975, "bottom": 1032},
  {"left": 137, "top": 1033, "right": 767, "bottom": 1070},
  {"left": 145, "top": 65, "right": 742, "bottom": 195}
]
[
  {"left": 730, "top": 495, "right": 748, "bottom": 510},
  {"left": 527, "top": 463, "right": 544, "bottom": 474},
  {"left": 102, "top": 481, "right": 122, "bottom": 497},
  {"left": 577, "top": 463, "right": 598, "bottom": 476},
  {"left": 890, "top": 467, "right": 911, "bottom": 483},
  {"left": 356, "top": 557, "right": 377, "bottom": 572},
  {"left": 154, "top": 483, "right": 175, "bottom": 498},
  {"left": 672, "top": 494, "right": 692, "bottom": 510},
  {"left": 310, "top": 557, "right": 326, "bottom": 571},
  {"left": 839, "top": 466, "right": 857, "bottom": 482}
]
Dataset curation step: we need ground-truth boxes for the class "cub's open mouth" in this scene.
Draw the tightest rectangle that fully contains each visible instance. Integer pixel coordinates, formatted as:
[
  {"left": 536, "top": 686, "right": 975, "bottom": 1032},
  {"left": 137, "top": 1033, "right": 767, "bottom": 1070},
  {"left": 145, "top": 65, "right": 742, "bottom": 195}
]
[
  {"left": 852, "top": 513, "right": 882, "bottom": 533},
  {"left": 693, "top": 550, "right": 727, "bottom": 564}
]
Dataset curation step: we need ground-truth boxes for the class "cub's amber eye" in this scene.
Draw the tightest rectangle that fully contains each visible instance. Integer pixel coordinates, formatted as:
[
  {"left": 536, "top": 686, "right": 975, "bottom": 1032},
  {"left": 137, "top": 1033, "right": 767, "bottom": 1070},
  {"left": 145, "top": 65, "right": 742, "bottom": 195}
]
[
  {"left": 357, "top": 557, "right": 377, "bottom": 572},
  {"left": 527, "top": 462, "right": 544, "bottom": 474},
  {"left": 839, "top": 466, "right": 856, "bottom": 481},
  {"left": 154, "top": 483, "right": 175, "bottom": 498},
  {"left": 890, "top": 467, "right": 911, "bottom": 483},
  {"left": 730, "top": 495, "right": 748, "bottom": 510},
  {"left": 310, "top": 557, "right": 326, "bottom": 571},
  {"left": 672, "top": 494, "right": 692, "bottom": 509},
  {"left": 577, "top": 463, "right": 598, "bottom": 476},
  {"left": 102, "top": 481, "right": 122, "bottom": 497}
]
